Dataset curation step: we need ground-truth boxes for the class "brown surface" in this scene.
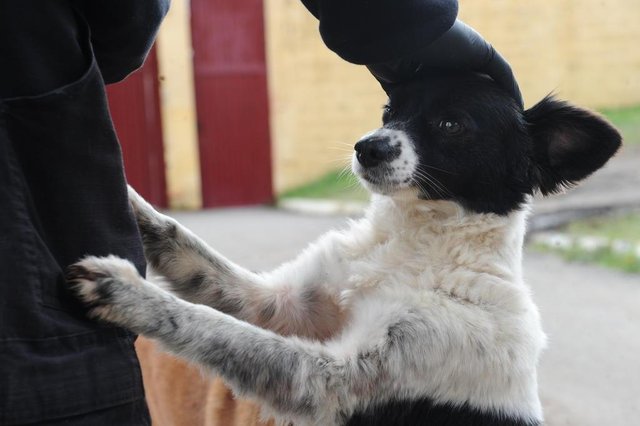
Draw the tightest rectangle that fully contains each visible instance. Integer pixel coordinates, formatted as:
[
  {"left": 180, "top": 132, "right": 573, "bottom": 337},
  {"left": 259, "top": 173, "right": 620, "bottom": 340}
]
[{"left": 136, "top": 337, "right": 273, "bottom": 426}]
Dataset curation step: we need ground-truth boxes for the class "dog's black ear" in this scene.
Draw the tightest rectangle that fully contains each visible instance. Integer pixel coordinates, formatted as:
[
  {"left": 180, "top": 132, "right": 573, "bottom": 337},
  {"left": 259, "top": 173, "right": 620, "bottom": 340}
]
[{"left": 525, "top": 95, "right": 622, "bottom": 195}]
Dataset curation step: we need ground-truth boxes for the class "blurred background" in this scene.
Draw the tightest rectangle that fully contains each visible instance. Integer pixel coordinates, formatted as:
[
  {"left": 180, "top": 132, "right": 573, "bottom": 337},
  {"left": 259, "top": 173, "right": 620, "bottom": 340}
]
[
  {"left": 107, "top": 0, "right": 640, "bottom": 210},
  {"left": 106, "top": 1, "right": 639, "bottom": 424}
]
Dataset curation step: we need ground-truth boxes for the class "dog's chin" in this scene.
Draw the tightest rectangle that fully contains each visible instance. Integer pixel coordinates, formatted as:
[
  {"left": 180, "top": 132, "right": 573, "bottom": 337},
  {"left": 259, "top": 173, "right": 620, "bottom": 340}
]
[
  {"left": 354, "top": 170, "right": 418, "bottom": 199},
  {"left": 359, "top": 179, "right": 396, "bottom": 196}
]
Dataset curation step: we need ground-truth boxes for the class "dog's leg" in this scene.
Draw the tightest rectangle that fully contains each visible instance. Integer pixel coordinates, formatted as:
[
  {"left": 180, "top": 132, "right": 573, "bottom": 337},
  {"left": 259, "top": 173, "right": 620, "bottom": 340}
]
[
  {"left": 67, "top": 256, "right": 404, "bottom": 425},
  {"left": 128, "top": 186, "right": 344, "bottom": 338},
  {"left": 128, "top": 185, "right": 259, "bottom": 309}
]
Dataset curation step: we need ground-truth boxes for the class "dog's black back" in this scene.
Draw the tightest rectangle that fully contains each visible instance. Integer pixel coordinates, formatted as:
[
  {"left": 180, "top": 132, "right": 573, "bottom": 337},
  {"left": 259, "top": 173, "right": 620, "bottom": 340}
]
[{"left": 348, "top": 398, "right": 538, "bottom": 426}]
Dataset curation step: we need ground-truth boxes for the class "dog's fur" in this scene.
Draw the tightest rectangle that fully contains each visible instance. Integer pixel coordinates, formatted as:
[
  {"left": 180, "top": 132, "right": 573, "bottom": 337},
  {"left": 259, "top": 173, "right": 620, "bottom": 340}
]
[{"left": 68, "top": 72, "right": 621, "bottom": 425}]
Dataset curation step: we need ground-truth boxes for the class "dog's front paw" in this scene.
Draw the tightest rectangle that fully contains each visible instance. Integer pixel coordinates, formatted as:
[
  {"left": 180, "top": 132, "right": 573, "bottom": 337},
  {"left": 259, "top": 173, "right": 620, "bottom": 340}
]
[
  {"left": 128, "top": 185, "right": 179, "bottom": 269},
  {"left": 128, "top": 185, "right": 157, "bottom": 225},
  {"left": 67, "top": 255, "right": 146, "bottom": 327}
]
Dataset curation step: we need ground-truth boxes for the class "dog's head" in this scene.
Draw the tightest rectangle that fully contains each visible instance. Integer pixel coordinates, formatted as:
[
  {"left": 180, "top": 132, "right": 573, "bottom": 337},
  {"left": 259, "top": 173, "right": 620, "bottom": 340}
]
[{"left": 352, "top": 72, "right": 622, "bottom": 215}]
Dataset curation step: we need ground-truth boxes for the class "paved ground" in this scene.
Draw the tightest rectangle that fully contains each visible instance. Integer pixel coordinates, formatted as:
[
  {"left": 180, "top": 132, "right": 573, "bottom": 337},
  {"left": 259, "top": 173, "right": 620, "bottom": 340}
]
[
  {"left": 169, "top": 206, "right": 640, "bottom": 426},
  {"left": 528, "top": 253, "right": 640, "bottom": 426},
  {"left": 530, "top": 144, "right": 640, "bottom": 230},
  {"left": 534, "top": 144, "right": 640, "bottom": 214}
]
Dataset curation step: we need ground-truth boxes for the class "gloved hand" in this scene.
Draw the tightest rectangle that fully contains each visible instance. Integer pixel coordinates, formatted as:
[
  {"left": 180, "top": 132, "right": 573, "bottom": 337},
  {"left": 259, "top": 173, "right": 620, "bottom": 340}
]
[
  {"left": 300, "top": 0, "right": 522, "bottom": 107},
  {"left": 367, "top": 20, "right": 523, "bottom": 108}
]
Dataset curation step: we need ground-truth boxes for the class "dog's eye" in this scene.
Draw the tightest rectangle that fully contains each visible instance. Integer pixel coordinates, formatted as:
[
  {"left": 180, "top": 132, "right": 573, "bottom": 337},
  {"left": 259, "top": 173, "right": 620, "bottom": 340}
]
[
  {"left": 438, "top": 120, "right": 463, "bottom": 135},
  {"left": 382, "top": 105, "right": 394, "bottom": 122}
]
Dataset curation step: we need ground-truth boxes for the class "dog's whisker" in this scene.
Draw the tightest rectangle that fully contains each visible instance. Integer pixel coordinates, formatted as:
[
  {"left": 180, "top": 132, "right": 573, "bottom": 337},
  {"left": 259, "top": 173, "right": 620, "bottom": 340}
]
[
  {"left": 328, "top": 147, "right": 356, "bottom": 153},
  {"left": 337, "top": 167, "right": 357, "bottom": 183},
  {"left": 415, "top": 168, "right": 452, "bottom": 197},
  {"left": 326, "top": 160, "right": 351, "bottom": 168},
  {"left": 326, "top": 154, "right": 353, "bottom": 166},
  {"left": 419, "top": 164, "right": 458, "bottom": 176},
  {"left": 413, "top": 169, "right": 450, "bottom": 198},
  {"left": 412, "top": 173, "right": 443, "bottom": 199},
  {"left": 411, "top": 177, "right": 432, "bottom": 199}
]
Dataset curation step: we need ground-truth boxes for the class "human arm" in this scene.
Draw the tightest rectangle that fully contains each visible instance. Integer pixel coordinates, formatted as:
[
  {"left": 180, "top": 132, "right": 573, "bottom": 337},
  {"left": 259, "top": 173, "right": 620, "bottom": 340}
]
[{"left": 73, "top": 0, "right": 170, "bottom": 83}]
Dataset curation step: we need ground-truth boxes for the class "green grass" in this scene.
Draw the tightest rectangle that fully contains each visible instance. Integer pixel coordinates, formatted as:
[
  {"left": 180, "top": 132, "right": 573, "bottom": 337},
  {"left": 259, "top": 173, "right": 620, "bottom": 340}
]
[
  {"left": 279, "top": 169, "right": 369, "bottom": 201},
  {"left": 600, "top": 104, "right": 640, "bottom": 145},
  {"left": 564, "top": 246, "right": 640, "bottom": 274},
  {"left": 565, "top": 213, "right": 640, "bottom": 243},
  {"left": 532, "top": 212, "right": 640, "bottom": 274},
  {"left": 534, "top": 244, "right": 640, "bottom": 274}
]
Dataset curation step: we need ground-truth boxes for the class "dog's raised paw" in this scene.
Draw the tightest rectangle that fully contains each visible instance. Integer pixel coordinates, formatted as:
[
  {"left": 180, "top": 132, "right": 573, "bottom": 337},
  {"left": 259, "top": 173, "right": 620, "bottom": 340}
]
[
  {"left": 127, "top": 185, "right": 167, "bottom": 233},
  {"left": 66, "top": 255, "right": 143, "bottom": 323},
  {"left": 127, "top": 185, "right": 154, "bottom": 223}
]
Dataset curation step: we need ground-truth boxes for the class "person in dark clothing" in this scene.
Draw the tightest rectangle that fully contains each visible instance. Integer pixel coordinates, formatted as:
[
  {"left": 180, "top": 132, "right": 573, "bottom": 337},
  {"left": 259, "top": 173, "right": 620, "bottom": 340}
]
[
  {"left": 0, "top": 1, "right": 168, "bottom": 424},
  {"left": 0, "top": 0, "right": 519, "bottom": 424}
]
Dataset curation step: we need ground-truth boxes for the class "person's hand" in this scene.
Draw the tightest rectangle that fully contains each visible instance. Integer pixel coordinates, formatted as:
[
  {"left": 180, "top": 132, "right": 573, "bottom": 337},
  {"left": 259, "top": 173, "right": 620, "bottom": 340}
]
[
  {"left": 367, "top": 20, "right": 523, "bottom": 108},
  {"left": 299, "top": 1, "right": 522, "bottom": 107}
]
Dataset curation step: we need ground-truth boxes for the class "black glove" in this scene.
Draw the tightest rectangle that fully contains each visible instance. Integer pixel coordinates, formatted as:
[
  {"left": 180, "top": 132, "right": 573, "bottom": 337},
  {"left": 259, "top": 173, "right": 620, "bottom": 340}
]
[
  {"left": 300, "top": 0, "right": 522, "bottom": 108},
  {"left": 367, "top": 20, "right": 523, "bottom": 108},
  {"left": 300, "top": 0, "right": 458, "bottom": 65}
]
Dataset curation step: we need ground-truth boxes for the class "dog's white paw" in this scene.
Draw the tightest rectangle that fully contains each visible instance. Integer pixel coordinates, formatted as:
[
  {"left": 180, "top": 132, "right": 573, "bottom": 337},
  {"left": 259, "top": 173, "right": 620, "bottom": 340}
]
[
  {"left": 127, "top": 185, "right": 155, "bottom": 223},
  {"left": 128, "top": 186, "right": 167, "bottom": 237},
  {"left": 67, "top": 255, "right": 144, "bottom": 325},
  {"left": 127, "top": 185, "right": 179, "bottom": 269}
]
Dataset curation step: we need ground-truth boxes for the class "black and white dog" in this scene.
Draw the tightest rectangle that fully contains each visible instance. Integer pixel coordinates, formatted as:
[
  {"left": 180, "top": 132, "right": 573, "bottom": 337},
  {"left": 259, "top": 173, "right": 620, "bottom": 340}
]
[{"left": 68, "top": 72, "right": 621, "bottom": 426}]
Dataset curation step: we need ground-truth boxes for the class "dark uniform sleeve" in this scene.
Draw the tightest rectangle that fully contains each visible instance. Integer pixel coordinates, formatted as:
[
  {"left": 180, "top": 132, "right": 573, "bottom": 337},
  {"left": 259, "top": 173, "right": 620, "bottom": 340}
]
[
  {"left": 0, "top": 0, "right": 170, "bottom": 97},
  {"left": 299, "top": 0, "right": 458, "bottom": 65},
  {"left": 299, "top": 0, "right": 523, "bottom": 107},
  {"left": 0, "top": 0, "right": 87, "bottom": 98},
  {"left": 74, "top": 0, "right": 171, "bottom": 84}
]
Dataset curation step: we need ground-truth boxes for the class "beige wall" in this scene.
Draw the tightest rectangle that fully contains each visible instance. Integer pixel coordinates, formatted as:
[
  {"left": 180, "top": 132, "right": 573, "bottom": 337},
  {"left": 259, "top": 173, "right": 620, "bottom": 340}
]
[
  {"left": 458, "top": 0, "right": 640, "bottom": 109},
  {"left": 157, "top": 0, "right": 202, "bottom": 209},
  {"left": 264, "top": 0, "right": 387, "bottom": 193},
  {"left": 265, "top": 0, "right": 640, "bottom": 193}
]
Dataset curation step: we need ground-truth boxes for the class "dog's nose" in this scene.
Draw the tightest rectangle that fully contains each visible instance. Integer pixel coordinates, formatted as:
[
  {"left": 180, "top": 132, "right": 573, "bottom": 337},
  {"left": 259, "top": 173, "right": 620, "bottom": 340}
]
[{"left": 354, "top": 136, "right": 397, "bottom": 168}]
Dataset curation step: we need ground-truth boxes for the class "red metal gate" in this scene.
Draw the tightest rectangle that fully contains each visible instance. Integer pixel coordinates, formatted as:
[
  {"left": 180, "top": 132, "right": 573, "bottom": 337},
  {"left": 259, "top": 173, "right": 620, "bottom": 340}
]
[
  {"left": 191, "top": 0, "right": 273, "bottom": 207},
  {"left": 107, "top": 48, "right": 168, "bottom": 207}
]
